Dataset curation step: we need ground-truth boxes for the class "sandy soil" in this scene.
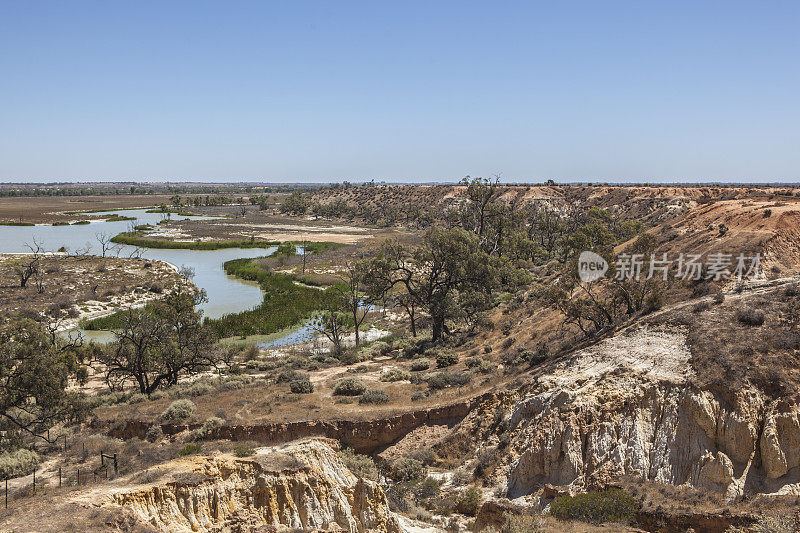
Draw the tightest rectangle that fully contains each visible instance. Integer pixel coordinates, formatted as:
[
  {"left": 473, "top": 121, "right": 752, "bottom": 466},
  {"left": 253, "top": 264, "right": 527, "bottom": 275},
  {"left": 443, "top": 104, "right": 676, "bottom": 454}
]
[
  {"left": 0, "top": 254, "right": 180, "bottom": 328},
  {"left": 544, "top": 327, "right": 693, "bottom": 389}
]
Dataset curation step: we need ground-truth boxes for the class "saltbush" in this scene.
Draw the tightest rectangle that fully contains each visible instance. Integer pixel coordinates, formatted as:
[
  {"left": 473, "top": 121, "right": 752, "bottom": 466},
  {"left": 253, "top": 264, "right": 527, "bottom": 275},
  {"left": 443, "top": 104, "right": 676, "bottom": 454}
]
[
  {"left": 234, "top": 444, "right": 255, "bottom": 457},
  {"left": 426, "top": 372, "right": 451, "bottom": 390},
  {"left": 145, "top": 424, "right": 163, "bottom": 443},
  {"left": 160, "top": 399, "right": 196, "bottom": 423},
  {"left": 391, "top": 457, "right": 426, "bottom": 482},
  {"left": 289, "top": 376, "right": 314, "bottom": 394},
  {"left": 465, "top": 356, "right": 484, "bottom": 369},
  {"left": 334, "top": 377, "right": 367, "bottom": 396},
  {"left": 339, "top": 448, "right": 379, "bottom": 481},
  {"left": 359, "top": 390, "right": 390, "bottom": 404},
  {"left": 455, "top": 487, "right": 483, "bottom": 516},
  {"left": 194, "top": 416, "right": 225, "bottom": 440},
  {"left": 178, "top": 443, "right": 202, "bottom": 456},
  {"left": 276, "top": 369, "right": 300, "bottom": 383},
  {"left": 436, "top": 351, "right": 459, "bottom": 368},
  {"left": 414, "top": 477, "right": 441, "bottom": 499},
  {"left": 549, "top": 489, "right": 639, "bottom": 524},
  {"left": 411, "top": 358, "right": 431, "bottom": 371},
  {"left": 380, "top": 368, "right": 411, "bottom": 382},
  {"left": 0, "top": 448, "right": 39, "bottom": 480}
]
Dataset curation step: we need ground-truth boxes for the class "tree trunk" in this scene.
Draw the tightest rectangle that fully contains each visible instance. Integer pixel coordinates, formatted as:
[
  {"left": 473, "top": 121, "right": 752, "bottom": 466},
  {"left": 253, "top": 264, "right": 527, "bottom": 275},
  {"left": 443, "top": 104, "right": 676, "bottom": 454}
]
[{"left": 432, "top": 316, "right": 444, "bottom": 342}]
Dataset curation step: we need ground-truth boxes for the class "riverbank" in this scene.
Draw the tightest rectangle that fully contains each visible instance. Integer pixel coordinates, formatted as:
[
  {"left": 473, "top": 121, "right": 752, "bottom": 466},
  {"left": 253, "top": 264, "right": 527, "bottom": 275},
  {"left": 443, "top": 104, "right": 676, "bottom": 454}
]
[
  {"left": 110, "top": 232, "right": 282, "bottom": 250},
  {"left": 0, "top": 254, "right": 181, "bottom": 329}
]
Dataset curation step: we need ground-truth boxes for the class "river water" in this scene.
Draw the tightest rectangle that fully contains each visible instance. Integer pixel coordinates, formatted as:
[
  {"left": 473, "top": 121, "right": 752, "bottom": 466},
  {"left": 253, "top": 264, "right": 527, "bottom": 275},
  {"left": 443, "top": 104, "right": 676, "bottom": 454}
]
[{"left": 0, "top": 208, "right": 273, "bottom": 320}]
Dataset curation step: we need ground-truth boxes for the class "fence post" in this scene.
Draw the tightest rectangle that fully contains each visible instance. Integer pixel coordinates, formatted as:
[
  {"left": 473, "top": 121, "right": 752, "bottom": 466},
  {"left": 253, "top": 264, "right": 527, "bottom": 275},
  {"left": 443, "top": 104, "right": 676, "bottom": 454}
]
[
  {"left": 113, "top": 454, "right": 118, "bottom": 476},
  {"left": 5, "top": 478, "right": 7, "bottom": 509},
  {"left": 59, "top": 467, "right": 62, "bottom": 488},
  {"left": 77, "top": 468, "right": 80, "bottom": 486}
]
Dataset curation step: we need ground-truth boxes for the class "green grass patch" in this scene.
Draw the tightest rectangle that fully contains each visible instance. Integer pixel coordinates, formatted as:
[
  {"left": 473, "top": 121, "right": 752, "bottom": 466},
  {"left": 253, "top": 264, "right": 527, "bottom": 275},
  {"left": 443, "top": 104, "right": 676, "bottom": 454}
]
[
  {"left": 81, "top": 310, "right": 130, "bottom": 330},
  {"left": 0, "top": 221, "right": 35, "bottom": 226},
  {"left": 144, "top": 208, "right": 202, "bottom": 216},
  {"left": 72, "top": 220, "right": 91, "bottom": 225},
  {"left": 293, "top": 241, "right": 345, "bottom": 254},
  {"left": 105, "top": 214, "right": 136, "bottom": 222},
  {"left": 110, "top": 232, "right": 280, "bottom": 250},
  {"left": 205, "top": 257, "right": 340, "bottom": 338},
  {"left": 51, "top": 221, "right": 70, "bottom": 226},
  {"left": 550, "top": 489, "right": 639, "bottom": 525},
  {"left": 64, "top": 208, "right": 138, "bottom": 215},
  {"left": 178, "top": 443, "right": 202, "bottom": 456}
]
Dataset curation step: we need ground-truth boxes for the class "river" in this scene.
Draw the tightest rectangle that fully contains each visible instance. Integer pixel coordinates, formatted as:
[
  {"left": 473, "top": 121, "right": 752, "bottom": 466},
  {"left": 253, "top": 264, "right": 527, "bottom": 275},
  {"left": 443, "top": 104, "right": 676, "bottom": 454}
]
[{"left": 0, "top": 208, "right": 273, "bottom": 320}]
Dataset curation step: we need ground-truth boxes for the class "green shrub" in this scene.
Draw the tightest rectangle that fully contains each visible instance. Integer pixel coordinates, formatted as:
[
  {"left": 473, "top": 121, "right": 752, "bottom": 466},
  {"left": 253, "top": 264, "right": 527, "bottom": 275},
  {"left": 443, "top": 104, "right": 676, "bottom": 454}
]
[
  {"left": 411, "top": 358, "right": 431, "bottom": 371},
  {"left": 436, "top": 351, "right": 459, "bottom": 368},
  {"left": 334, "top": 377, "right": 367, "bottom": 396},
  {"left": 465, "top": 356, "right": 484, "bottom": 369},
  {"left": 339, "top": 448, "right": 379, "bottom": 481},
  {"left": 549, "top": 489, "right": 639, "bottom": 524},
  {"left": 381, "top": 368, "right": 410, "bottom": 382},
  {"left": 0, "top": 448, "right": 39, "bottom": 479},
  {"left": 426, "top": 372, "right": 451, "bottom": 390},
  {"left": 145, "top": 424, "right": 163, "bottom": 443},
  {"left": 408, "top": 447, "right": 436, "bottom": 465},
  {"left": 450, "top": 371, "right": 472, "bottom": 386},
  {"left": 359, "top": 390, "right": 390, "bottom": 404},
  {"left": 364, "top": 341, "right": 391, "bottom": 358},
  {"left": 234, "top": 444, "right": 255, "bottom": 457},
  {"left": 415, "top": 477, "right": 441, "bottom": 499},
  {"left": 178, "top": 443, "right": 202, "bottom": 456},
  {"left": 455, "top": 487, "right": 482, "bottom": 516},
  {"left": 160, "top": 399, "right": 196, "bottom": 423},
  {"left": 276, "top": 369, "right": 300, "bottom": 383},
  {"left": 289, "top": 376, "right": 314, "bottom": 393},
  {"left": 186, "top": 381, "right": 215, "bottom": 397},
  {"left": 194, "top": 416, "right": 225, "bottom": 440},
  {"left": 391, "top": 457, "right": 426, "bottom": 482}
]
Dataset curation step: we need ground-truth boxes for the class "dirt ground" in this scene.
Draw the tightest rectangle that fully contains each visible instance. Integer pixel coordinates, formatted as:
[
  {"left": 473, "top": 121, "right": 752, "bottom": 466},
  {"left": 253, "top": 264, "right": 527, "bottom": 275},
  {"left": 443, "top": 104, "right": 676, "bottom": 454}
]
[
  {"left": 0, "top": 254, "right": 180, "bottom": 329},
  {"left": 0, "top": 194, "right": 206, "bottom": 223},
  {"left": 144, "top": 209, "right": 389, "bottom": 245}
]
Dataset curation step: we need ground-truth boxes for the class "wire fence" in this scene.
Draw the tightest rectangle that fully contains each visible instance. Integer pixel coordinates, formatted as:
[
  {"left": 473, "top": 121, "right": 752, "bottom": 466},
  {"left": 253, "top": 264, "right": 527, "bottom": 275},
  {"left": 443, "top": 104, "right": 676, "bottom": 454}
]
[{"left": 3, "top": 444, "right": 120, "bottom": 510}]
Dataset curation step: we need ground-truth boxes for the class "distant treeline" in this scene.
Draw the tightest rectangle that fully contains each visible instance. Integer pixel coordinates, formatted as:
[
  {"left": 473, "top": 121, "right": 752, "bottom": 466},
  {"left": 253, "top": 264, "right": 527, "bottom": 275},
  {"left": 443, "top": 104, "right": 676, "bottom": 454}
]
[{"left": 0, "top": 184, "right": 325, "bottom": 197}]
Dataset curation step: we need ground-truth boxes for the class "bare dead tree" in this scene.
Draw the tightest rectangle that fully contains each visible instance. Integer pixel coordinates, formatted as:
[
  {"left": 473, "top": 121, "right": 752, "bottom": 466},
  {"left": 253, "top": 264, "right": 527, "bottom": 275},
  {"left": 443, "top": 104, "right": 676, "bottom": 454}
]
[
  {"left": 95, "top": 232, "right": 121, "bottom": 258},
  {"left": 11, "top": 240, "right": 44, "bottom": 288},
  {"left": 68, "top": 244, "right": 92, "bottom": 260}
]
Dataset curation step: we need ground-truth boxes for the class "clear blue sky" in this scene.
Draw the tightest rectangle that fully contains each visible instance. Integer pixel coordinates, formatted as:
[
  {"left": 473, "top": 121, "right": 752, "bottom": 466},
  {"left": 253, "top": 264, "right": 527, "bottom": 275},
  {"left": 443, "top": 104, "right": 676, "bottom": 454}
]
[{"left": 1, "top": 1, "right": 798, "bottom": 183}]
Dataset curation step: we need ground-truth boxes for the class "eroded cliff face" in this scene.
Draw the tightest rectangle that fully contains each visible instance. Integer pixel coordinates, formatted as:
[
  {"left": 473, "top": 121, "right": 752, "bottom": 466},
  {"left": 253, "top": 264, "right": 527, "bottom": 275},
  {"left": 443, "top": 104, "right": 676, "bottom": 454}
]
[
  {"left": 496, "top": 328, "right": 800, "bottom": 500},
  {"left": 111, "top": 438, "right": 401, "bottom": 533}
]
